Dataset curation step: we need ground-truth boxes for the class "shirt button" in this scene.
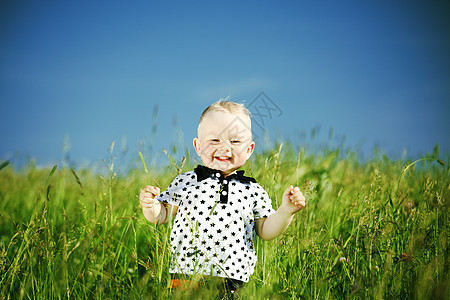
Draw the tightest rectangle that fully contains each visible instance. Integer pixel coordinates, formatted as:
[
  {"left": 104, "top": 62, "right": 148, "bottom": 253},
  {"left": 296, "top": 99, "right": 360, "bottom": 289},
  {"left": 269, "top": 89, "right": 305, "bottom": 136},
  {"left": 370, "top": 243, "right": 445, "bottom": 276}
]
[
  {"left": 222, "top": 191, "right": 227, "bottom": 196},
  {"left": 216, "top": 173, "right": 221, "bottom": 178},
  {"left": 223, "top": 180, "right": 228, "bottom": 184}
]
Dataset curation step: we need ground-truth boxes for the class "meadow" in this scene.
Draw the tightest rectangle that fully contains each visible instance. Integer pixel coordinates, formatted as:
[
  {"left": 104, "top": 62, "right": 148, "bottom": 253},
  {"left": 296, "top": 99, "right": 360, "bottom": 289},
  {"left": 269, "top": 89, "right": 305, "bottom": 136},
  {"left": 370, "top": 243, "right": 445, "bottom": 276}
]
[{"left": 0, "top": 142, "right": 448, "bottom": 299}]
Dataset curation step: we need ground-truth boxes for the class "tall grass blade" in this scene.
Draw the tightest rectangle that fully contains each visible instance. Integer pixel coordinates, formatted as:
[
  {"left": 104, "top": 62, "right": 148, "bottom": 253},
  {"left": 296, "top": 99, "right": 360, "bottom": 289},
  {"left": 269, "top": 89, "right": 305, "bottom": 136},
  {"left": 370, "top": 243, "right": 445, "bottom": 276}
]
[
  {"left": 44, "top": 165, "right": 57, "bottom": 188},
  {"left": 139, "top": 152, "right": 150, "bottom": 184},
  {"left": 0, "top": 160, "right": 10, "bottom": 171}
]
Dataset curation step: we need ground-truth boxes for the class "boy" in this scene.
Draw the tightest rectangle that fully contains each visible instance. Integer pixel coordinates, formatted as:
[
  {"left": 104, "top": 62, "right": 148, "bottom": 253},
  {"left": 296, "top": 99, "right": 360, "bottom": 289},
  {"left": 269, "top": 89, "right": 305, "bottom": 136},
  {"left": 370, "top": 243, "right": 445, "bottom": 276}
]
[{"left": 139, "top": 101, "right": 305, "bottom": 294}]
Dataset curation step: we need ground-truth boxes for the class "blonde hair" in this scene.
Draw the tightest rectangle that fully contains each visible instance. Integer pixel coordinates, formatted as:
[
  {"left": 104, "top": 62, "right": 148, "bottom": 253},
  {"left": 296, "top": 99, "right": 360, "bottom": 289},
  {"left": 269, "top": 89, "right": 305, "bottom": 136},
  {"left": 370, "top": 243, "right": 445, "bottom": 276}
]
[{"left": 199, "top": 100, "right": 251, "bottom": 123}]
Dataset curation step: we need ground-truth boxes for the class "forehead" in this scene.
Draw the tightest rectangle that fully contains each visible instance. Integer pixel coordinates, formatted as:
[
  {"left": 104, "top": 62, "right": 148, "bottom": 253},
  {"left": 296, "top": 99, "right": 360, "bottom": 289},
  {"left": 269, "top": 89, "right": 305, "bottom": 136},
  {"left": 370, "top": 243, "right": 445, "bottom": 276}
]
[{"left": 198, "top": 111, "right": 252, "bottom": 136}]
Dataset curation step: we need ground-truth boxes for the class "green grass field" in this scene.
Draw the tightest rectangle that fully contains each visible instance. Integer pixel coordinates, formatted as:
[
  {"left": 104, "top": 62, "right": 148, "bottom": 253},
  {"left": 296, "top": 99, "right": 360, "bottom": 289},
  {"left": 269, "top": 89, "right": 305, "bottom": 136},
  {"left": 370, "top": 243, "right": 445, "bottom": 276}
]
[{"left": 0, "top": 143, "right": 448, "bottom": 299}]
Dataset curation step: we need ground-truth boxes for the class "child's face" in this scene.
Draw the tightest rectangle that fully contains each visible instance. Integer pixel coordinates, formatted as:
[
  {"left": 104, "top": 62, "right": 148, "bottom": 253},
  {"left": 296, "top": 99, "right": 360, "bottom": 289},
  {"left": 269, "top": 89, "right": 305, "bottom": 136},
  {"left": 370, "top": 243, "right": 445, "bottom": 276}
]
[{"left": 193, "top": 110, "right": 255, "bottom": 175}]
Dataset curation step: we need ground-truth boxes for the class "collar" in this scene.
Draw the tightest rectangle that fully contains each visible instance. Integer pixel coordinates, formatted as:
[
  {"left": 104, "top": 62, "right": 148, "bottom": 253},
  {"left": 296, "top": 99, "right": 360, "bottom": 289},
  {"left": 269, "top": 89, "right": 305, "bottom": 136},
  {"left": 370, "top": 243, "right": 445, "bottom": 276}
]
[{"left": 194, "top": 165, "right": 256, "bottom": 184}]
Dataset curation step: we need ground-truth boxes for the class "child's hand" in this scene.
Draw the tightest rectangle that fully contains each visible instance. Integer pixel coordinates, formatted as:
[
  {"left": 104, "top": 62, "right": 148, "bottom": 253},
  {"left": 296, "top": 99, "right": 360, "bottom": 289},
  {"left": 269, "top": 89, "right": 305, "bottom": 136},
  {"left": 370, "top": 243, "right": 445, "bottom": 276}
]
[
  {"left": 139, "top": 185, "right": 161, "bottom": 209},
  {"left": 282, "top": 186, "right": 306, "bottom": 213}
]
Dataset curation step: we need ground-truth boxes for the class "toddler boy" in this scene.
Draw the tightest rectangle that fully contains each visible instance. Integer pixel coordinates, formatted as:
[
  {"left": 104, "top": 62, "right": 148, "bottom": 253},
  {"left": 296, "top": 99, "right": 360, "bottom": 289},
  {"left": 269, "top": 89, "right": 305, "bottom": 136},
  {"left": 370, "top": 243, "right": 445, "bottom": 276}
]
[{"left": 139, "top": 101, "right": 305, "bottom": 293}]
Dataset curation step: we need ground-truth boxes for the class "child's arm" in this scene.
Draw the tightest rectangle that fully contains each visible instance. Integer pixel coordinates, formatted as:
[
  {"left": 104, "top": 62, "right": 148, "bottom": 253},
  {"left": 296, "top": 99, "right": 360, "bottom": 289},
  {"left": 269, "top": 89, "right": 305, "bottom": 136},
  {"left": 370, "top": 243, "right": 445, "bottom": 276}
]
[
  {"left": 255, "top": 186, "right": 305, "bottom": 241},
  {"left": 139, "top": 186, "right": 178, "bottom": 224}
]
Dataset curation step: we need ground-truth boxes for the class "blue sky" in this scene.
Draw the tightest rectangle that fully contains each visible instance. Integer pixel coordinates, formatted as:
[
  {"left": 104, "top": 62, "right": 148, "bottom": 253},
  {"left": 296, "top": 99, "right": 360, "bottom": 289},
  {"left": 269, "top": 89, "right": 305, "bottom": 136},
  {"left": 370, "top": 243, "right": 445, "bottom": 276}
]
[{"left": 1, "top": 0, "right": 449, "bottom": 169}]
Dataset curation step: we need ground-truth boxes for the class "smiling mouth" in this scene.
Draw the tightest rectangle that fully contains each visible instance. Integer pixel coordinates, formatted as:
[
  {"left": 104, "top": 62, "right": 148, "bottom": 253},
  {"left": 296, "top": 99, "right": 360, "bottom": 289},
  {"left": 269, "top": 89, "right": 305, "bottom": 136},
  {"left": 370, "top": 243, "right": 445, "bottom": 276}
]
[{"left": 214, "top": 156, "right": 232, "bottom": 162}]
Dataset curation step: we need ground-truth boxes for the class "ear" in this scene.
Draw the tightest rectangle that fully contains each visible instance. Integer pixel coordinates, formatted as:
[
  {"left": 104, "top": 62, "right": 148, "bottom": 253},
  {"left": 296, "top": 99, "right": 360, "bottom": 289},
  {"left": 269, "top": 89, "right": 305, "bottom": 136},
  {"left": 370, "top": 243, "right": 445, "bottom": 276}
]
[
  {"left": 246, "top": 141, "right": 255, "bottom": 159},
  {"left": 193, "top": 138, "right": 202, "bottom": 156}
]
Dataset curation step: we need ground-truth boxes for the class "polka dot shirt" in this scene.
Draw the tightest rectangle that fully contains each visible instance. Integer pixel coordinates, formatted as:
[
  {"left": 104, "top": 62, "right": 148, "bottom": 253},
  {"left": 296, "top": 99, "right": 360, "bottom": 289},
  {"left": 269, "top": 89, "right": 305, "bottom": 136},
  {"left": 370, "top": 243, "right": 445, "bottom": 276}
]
[{"left": 157, "top": 165, "right": 275, "bottom": 282}]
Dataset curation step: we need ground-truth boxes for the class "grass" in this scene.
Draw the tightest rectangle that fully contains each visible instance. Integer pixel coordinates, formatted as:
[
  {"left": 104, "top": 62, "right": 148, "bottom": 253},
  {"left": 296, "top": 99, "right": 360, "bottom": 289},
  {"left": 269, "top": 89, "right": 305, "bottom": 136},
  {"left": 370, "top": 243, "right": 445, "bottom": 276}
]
[{"left": 0, "top": 142, "right": 448, "bottom": 299}]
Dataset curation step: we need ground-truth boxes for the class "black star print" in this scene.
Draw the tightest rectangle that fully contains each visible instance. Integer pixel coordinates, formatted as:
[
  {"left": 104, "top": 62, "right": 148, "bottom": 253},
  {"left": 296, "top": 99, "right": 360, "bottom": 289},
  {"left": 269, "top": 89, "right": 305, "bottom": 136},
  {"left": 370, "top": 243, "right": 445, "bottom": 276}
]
[{"left": 157, "top": 169, "right": 274, "bottom": 282}]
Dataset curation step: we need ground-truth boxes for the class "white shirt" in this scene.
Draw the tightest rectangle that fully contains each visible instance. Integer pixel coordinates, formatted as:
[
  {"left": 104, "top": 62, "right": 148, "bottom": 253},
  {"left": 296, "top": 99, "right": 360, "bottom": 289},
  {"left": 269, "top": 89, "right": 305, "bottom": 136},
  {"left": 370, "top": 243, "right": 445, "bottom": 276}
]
[{"left": 157, "top": 165, "right": 275, "bottom": 282}]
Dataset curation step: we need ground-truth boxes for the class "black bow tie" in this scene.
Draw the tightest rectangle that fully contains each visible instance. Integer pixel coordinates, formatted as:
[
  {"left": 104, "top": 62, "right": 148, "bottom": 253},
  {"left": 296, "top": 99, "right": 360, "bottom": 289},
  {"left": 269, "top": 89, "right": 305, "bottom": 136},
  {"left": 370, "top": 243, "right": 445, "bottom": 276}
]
[{"left": 194, "top": 165, "right": 256, "bottom": 184}]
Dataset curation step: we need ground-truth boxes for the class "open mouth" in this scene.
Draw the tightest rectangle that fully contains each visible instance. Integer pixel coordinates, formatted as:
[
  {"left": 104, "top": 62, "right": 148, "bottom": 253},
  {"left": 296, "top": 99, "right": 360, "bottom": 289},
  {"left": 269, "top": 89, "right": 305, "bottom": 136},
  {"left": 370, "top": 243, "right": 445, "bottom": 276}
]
[{"left": 214, "top": 156, "right": 232, "bottom": 162}]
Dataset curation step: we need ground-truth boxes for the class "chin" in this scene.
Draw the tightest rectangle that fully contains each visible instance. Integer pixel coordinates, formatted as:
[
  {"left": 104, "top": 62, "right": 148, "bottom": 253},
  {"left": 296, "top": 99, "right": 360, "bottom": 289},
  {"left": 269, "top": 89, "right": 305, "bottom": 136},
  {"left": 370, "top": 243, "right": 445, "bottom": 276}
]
[
  {"left": 209, "top": 161, "right": 233, "bottom": 172},
  {"left": 214, "top": 162, "right": 234, "bottom": 171}
]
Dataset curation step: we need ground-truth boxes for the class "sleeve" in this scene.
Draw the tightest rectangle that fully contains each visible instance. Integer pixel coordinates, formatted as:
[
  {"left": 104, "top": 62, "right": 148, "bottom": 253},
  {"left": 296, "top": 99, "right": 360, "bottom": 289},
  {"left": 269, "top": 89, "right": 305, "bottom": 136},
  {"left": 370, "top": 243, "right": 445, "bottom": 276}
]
[
  {"left": 252, "top": 183, "right": 275, "bottom": 219},
  {"left": 156, "top": 173, "right": 188, "bottom": 207}
]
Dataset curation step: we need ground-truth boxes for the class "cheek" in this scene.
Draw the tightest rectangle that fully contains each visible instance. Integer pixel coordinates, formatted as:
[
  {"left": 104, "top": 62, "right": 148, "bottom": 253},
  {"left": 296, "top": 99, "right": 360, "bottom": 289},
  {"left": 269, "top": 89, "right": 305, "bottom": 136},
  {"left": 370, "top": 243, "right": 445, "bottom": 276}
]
[
  {"left": 199, "top": 150, "right": 213, "bottom": 165},
  {"left": 201, "top": 144, "right": 216, "bottom": 158},
  {"left": 234, "top": 148, "right": 248, "bottom": 162}
]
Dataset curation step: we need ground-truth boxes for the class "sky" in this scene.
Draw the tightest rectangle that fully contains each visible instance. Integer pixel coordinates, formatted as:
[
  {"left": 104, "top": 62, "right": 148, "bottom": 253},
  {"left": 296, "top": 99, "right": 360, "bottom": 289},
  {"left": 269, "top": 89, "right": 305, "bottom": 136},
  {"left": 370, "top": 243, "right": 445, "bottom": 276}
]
[{"left": 1, "top": 0, "right": 449, "bottom": 170}]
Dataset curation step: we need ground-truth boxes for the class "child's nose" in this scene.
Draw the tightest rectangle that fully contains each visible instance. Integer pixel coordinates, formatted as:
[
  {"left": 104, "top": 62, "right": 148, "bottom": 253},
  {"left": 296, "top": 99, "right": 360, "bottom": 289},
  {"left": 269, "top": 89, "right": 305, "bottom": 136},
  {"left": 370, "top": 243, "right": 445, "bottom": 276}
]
[{"left": 218, "top": 141, "right": 232, "bottom": 151}]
